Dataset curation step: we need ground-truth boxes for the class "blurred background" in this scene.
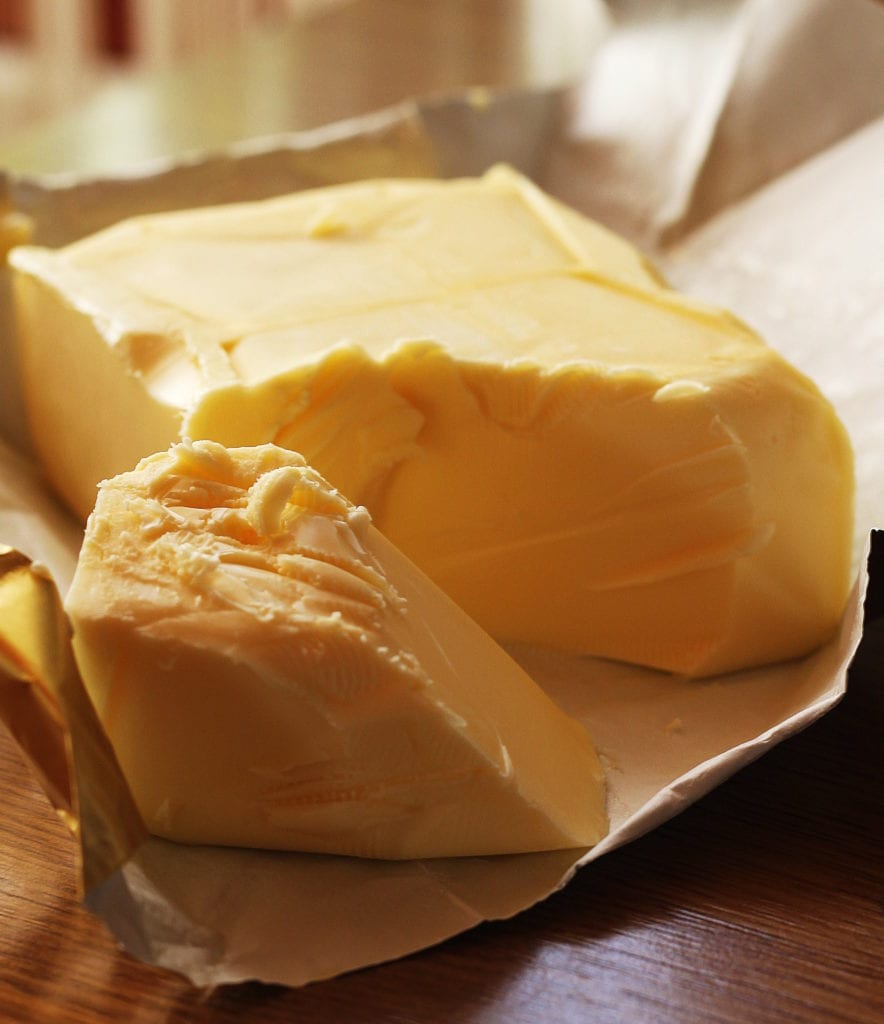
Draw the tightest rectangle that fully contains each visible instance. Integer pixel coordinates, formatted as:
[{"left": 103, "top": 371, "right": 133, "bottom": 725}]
[
  {"left": 0, "top": 0, "right": 606, "bottom": 174},
  {"left": 1, "top": 1, "right": 325, "bottom": 134}
]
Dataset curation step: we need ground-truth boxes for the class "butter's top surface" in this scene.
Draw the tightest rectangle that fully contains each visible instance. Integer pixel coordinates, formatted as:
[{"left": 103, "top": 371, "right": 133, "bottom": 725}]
[
  {"left": 12, "top": 164, "right": 760, "bottom": 386},
  {"left": 78, "top": 439, "right": 394, "bottom": 635},
  {"left": 65, "top": 439, "right": 608, "bottom": 858}
]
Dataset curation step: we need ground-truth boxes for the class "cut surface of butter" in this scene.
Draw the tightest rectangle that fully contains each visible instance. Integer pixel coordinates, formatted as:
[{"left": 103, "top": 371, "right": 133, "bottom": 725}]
[
  {"left": 13, "top": 166, "right": 854, "bottom": 675},
  {"left": 64, "top": 440, "right": 608, "bottom": 858}
]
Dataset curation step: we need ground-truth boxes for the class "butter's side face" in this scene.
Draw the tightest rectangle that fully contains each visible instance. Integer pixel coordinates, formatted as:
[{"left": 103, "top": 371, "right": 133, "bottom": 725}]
[
  {"left": 12, "top": 166, "right": 854, "bottom": 675},
  {"left": 64, "top": 440, "right": 608, "bottom": 858}
]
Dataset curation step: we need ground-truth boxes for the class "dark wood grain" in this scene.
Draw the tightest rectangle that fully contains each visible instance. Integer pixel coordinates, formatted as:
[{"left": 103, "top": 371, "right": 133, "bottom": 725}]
[{"left": 1, "top": 600, "right": 881, "bottom": 1024}]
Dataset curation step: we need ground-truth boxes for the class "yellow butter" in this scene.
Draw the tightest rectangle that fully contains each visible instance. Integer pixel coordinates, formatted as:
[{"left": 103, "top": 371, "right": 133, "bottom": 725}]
[
  {"left": 64, "top": 440, "right": 607, "bottom": 858},
  {"left": 12, "top": 167, "right": 853, "bottom": 675}
]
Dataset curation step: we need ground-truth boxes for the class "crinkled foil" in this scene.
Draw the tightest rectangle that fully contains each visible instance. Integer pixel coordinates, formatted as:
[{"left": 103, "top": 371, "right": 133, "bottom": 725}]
[{"left": 0, "top": 548, "right": 146, "bottom": 893}]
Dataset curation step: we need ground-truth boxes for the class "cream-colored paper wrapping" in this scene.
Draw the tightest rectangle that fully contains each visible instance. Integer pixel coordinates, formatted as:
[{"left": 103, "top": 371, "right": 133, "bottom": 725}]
[{"left": 0, "top": 0, "right": 881, "bottom": 989}]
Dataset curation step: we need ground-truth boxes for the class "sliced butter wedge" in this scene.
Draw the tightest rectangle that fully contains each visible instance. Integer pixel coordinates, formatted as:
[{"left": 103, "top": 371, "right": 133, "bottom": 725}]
[
  {"left": 64, "top": 440, "right": 608, "bottom": 858},
  {"left": 12, "top": 166, "right": 853, "bottom": 675}
]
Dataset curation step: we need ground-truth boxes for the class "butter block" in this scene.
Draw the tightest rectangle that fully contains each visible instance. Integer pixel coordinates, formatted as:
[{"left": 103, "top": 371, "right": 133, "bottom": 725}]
[
  {"left": 64, "top": 440, "right": 608, "bottom": 858},
  {"left": 12, "top": 166, "right": 853, "bottom": 675}
]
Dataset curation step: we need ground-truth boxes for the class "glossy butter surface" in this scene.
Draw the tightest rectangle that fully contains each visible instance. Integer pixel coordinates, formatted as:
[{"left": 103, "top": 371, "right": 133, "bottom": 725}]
[
  {"left": 13, "top": 167, "right": 853, "bottom": 674},
  {"left": 64, "top": 440, "right": 608, "bottom": 857}
]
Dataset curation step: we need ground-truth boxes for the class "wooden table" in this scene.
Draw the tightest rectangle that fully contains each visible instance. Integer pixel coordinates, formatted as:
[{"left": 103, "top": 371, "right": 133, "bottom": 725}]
[{"left": 1, "top": 555, "right": 881, "bottom": 1023}]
